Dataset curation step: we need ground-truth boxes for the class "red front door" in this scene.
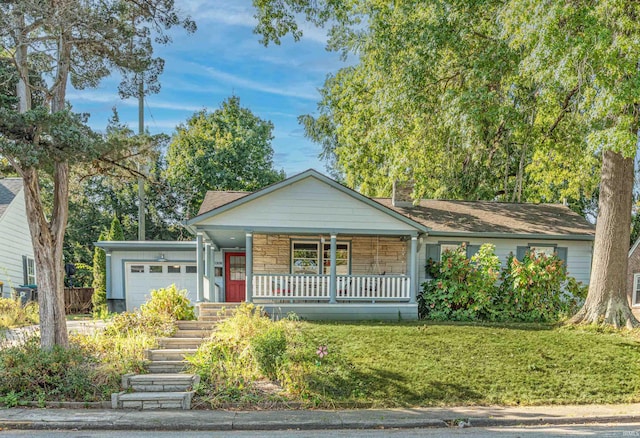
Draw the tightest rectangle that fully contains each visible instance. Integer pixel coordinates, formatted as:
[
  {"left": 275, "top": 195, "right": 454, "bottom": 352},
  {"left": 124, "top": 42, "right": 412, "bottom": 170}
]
[{"left": 225, "top": 252, "right": 246, "bottom": 302}]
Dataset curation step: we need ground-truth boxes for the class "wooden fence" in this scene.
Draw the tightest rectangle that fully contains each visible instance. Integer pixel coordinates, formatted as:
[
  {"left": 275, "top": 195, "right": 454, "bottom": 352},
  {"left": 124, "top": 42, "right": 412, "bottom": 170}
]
[{"left": 64, "top": 287, "right": 93, "bottom": 314}]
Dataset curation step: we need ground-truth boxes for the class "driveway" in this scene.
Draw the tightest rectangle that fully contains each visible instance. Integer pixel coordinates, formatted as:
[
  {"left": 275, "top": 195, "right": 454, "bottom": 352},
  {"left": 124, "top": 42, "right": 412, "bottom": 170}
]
[{"left": 0, "top": 320, "right": 106, "bottom": 349}]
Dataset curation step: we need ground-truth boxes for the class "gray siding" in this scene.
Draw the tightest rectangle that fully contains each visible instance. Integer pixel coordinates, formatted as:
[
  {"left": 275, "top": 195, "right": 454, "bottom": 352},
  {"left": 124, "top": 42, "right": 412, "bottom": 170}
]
[
  {"left": 0, "top": 189, "right": 34, "bottom": 296},
  {"left": 200, "top": 177, "right": 417, "bottom": 232}
]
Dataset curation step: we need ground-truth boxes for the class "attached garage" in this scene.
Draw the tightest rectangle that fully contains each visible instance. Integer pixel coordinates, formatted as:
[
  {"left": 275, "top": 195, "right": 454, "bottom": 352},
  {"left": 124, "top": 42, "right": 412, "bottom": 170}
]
[
  {"left": 94, "top": 241, "right": 198, "bottom": 313},
  {"left": 124, "top": 262, "right": 197, "bottom": 311}
]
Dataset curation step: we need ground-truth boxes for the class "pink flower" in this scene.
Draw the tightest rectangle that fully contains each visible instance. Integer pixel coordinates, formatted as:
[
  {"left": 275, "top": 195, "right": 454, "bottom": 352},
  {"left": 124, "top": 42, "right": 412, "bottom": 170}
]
[{"left": 316, "top": 345, "right": 328, "bottom": 358}]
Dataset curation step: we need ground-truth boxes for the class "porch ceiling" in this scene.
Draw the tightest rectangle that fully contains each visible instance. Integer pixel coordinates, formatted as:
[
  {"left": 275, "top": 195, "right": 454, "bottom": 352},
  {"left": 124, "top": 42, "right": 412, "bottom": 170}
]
[
  {"left": 201, "top": 228, "right": 419, "bottom": 250},
  {"left": 203, "top": 229, "right": 246, "bottom": 249}
]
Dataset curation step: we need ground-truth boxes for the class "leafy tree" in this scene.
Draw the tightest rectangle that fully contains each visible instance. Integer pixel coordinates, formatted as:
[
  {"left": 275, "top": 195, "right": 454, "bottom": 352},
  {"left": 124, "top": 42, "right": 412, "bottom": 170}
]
[
  {"left": 165, "top": 96, "right": 285, "bottom": 218},
  {"left": 501, "top": 0, "right": 639, "bottom": 327},
  {"left": 252, "top": 0, "right": 636, "bottom": 327},
  {"left": 0, "top": 0, "right": 194, "bottom": 348}
]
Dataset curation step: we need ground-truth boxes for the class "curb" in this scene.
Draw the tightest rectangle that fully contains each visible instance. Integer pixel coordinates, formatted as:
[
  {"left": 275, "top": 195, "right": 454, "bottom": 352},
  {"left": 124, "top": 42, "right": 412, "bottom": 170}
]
[{"left": 1, "top": 413, "right": 639, "bottom": 431}]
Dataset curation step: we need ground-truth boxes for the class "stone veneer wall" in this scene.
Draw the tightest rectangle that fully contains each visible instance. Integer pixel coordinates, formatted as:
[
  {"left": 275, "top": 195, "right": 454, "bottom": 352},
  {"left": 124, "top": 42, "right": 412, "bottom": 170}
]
[
  {"left": 628, "top": 245, "right": 640, "bottom": 319},
  {"left": 252, "top": 234, "right": 408, "bottom": 275}
]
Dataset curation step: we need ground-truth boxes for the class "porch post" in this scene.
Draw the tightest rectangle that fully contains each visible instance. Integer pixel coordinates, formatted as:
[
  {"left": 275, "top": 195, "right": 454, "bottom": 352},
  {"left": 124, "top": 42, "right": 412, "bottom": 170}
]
[
  {"left": 246, "top": 232, "right": 253, "bottom": 303},
  {"left": 196, "top": 232, "right": 204, "bottom": 303},
  {"left": 329, "top": 234, "right": 337, "bottom": 304},
  {"left": 409, "top": 235, "right": 418, "bottom": 304},
  {"left": 205, "top": 242, "right": 212, "bottom": 302}
]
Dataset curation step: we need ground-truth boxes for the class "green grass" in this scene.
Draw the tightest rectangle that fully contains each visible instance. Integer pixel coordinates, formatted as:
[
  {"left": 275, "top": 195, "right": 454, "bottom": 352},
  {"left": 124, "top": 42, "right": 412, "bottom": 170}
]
[{"left": 286, "top": 321, "right": 640, "bottom": 407}]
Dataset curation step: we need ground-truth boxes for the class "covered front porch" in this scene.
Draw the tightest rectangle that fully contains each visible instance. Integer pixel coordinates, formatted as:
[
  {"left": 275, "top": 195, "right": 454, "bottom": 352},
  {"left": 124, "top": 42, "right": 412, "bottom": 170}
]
[
  {"left": 193, "top": 231, "right": 420, "bottom": 320},
  {"left": 186, "top": 170, "right": 428, "bottom": 320}
]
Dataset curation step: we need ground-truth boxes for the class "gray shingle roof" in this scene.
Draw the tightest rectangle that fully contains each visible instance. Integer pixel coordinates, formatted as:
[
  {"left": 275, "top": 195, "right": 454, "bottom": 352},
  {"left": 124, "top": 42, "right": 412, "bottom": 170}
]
[
  {"left": 374, "top": 198, "right": 595, "bottom": 237},
  {"left": 0, "top": 178, "right": 23, "bottom": 219},
  {"left": 197, "top": 183, "right": 595, "bottom": 237},
  {"left": 197, "top": 191, "right": 250, "bottom": 216}
]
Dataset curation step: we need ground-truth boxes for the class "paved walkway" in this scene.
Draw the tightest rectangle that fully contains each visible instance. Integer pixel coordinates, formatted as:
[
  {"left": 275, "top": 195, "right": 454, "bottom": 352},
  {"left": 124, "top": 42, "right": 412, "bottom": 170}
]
[
  {"left": 1, "top": 403, "right": 640, "bottom": 431},
  {"left": 0, "top": 320, "right": 106, "bottom": 349}
]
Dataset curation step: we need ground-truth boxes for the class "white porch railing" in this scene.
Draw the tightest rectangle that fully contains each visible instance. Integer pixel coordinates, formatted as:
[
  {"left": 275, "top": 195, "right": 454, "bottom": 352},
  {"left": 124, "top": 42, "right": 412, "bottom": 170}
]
[
  {"left": 253, "top": 274, "right": 330, "bottom": 299},
  {"left": 336, "top": 275, "right": 410, "bottom": 300},
  {"left": 252, "top": 274, "right": 410, "bottom": 301}
]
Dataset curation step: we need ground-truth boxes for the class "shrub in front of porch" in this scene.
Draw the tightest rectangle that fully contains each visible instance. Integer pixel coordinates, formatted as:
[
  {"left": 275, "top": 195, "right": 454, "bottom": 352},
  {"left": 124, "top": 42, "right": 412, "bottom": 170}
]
[
  {"left": 419, "top": 244, "right": 585, "bottom": 322},
  {"left": 185, "top": 303, "right": 293, "bottom": 407}
]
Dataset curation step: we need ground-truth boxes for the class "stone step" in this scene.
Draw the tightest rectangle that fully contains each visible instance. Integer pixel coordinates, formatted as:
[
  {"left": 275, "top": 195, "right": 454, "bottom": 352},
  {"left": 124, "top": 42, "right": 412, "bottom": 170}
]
[
  {"left": 122, "top": 373, "right": 200, "bottom": 392},
  {"left": 197, "top": 315, "right": 227, "bottom": 322},
  {"left": 158, "top": 337, "right": 204, "bottom": 349},
  {"left": 146, "top": 360, "right": 188, "bottom": 374},
  {"left": 197, "top": 303, "right": 240, "bottom": 317},
  {"left": 172, "top": 329, "right": 212, "bottom": 338},
  {"left": 147, "top": 348, "right": 196, "bottom": 362},
  {"left": 112, "top": 391, "right": 194, "bottom": 410},
  {"left": 177, "top": 320, "right": 217, "bottom": 330}
]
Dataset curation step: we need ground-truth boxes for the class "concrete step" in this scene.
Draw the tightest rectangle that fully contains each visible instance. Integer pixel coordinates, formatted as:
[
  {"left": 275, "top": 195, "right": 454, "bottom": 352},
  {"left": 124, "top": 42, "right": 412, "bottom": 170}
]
[
  {"left": 197, "top": 315, "right": 227, "bottom": 322},
  {"left": 147, "top": 348, "right": 196, "bottom": 362},
  {"left": 158, "top": 337, "right": 204, "bottom": 349},
  {"left": 197, "top": 303, "right": 240, "bottom": 317},
  {"left": 172, "top": 329, "right": 212, "bottom": 338},
  {"left": 176, "top": 320, "right": 217, "bottom": 330},
  {"left": 112, "top": 391, "right": 194, "bottom": 410},
  {"left": 122, "top": 373, "right": 200, "bottom": 392},
  {"left": 146, "top": 360, "right": 189, "bottom": 374}
]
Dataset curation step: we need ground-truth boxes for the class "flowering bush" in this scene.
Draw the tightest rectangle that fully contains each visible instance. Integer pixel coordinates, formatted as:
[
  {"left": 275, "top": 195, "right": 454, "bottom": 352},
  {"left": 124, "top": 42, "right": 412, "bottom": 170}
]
[{"left": 418, "top": 244, "right": 584, "bottom": 322}]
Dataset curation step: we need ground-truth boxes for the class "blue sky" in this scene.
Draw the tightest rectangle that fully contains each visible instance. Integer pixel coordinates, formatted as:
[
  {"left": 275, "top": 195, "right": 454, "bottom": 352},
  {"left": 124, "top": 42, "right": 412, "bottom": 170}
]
[{"left": 66, "top": 1, "right": 349, "bottom": 176}]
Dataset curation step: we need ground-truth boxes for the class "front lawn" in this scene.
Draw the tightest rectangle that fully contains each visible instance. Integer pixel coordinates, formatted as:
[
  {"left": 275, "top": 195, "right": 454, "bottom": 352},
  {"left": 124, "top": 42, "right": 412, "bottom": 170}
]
[{"left": 286, "top": 321, "right": 640, "bottom": 407}]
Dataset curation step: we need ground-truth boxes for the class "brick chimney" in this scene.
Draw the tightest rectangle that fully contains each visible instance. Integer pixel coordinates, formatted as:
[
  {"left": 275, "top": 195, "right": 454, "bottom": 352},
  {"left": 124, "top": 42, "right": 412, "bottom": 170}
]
[{"left": 392, "top": 180, "right": 415, "bottom": 207}]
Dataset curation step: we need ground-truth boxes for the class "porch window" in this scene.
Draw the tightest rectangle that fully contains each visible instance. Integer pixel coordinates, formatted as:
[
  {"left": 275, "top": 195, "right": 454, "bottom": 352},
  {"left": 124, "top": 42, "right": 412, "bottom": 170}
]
[
  {"left": 323, "top": 243, "right": 349, "bottom": 275},
  {"left": 291, "top": 241, "right": 351, "bottom": 275},
  {"left": 292, "top": 242, "right": 320, "bottom": 274},
  {"left": 633, "top": 273, "right": 640, "bottom": 306}
]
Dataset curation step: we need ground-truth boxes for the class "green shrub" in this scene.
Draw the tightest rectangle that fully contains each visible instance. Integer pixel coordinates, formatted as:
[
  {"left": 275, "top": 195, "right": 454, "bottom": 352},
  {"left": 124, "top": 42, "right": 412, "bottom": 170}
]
[
  {"left": 0, "top": 298, "right": 39, "bottom": 329},
  {"left": 251, "top": 325, "right": 287, "bottom": 380},
  {"left": 418, "top": 244, "right": 584, "bottom": 322},
  {"left": 186, "top": 303, "right": 292, "bottom": 406},
  {"left": 103, "top": 311, "right": 176, "bottom": 338},
  {"left": 139, "top": 284, "right": 196, "bottom": 321},
  {"left": 0, "top": 338, "right": 114, "bottom": 402},
  {"left": 497, "top": 252, "right": 576, "bottom": 322}
]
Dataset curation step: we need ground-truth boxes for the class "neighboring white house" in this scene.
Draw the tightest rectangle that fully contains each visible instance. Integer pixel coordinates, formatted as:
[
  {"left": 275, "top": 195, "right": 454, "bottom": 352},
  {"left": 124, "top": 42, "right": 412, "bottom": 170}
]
[
  {"left": 97, "top": 169, "right": 595, "bottom": 320},
  {"left": 0, "top": 178, "right": 35, "bottom": 298}
]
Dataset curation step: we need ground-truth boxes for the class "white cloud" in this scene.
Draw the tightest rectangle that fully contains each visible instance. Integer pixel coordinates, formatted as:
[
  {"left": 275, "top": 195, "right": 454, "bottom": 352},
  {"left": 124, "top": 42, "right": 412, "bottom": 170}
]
[{"left": 201, "top": 66, "right": 320, "bottom": 100}]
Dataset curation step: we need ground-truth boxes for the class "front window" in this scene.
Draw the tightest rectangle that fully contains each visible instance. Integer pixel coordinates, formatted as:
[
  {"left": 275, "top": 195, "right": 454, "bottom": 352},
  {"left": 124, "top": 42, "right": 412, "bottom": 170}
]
[
  {"left": 323, "top": 243, "right": 349, "bottom": 275},
  {"left": 634, "top": 274, "right": 640, "bottom": 306},
  {"left": 292, "top": 242, "right": 320, "bottom": 274},
  {"left": 292, "top": 240, "right": 350, "bottom": 275},
  {"left": 529, "top": 246, "right": 555, "bottom": 257},
  {"left": 440, "top": 243, "right": 460, "bottom": 261}
]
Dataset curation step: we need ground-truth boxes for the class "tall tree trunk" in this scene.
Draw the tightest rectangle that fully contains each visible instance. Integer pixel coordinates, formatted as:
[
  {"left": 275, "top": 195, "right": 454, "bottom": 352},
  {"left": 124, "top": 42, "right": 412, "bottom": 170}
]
[
  {"left": 570, "top": 149, "right": 638, "bottom": 328},
  {"left": 22, "top": 167, "right": 69, "bottom": 348}
]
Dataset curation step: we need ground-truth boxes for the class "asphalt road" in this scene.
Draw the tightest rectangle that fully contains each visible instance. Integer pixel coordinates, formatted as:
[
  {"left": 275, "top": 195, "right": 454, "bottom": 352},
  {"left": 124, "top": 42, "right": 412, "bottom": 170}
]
[{"left": 2, "top": 423, "right": 640, "bottom": 437}]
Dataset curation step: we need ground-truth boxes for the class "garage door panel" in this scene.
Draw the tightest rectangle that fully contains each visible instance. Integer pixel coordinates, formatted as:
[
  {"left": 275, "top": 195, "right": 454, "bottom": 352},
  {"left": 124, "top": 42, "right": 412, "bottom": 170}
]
[{"left": 125, "top": 262, "right": 197, "bottom": 311}]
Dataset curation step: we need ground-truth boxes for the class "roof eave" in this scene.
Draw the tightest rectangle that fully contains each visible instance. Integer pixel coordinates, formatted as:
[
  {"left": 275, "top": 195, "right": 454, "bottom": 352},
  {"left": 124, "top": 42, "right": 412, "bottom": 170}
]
[
  {"left": 95, "top": 241, "right": 197, "bottom": 252},
  {"left": 427, "top": 231, "right": 595, "bottom": 241}
]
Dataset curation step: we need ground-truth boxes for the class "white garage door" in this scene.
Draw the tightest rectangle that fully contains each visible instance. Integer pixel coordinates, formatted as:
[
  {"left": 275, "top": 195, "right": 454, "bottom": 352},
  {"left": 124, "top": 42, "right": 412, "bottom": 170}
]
[{"left": 125, "top": 262, "right": 197, "bottom": 311}]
